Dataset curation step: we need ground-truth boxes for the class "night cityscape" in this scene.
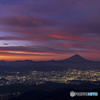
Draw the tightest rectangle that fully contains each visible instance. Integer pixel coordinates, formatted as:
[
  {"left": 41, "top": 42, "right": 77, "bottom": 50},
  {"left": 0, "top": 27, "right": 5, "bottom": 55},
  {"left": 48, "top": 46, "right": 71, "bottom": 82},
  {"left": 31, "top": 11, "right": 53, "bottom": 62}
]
[{"left": 1, "top": 69, "right": 100, "bottom": 86}]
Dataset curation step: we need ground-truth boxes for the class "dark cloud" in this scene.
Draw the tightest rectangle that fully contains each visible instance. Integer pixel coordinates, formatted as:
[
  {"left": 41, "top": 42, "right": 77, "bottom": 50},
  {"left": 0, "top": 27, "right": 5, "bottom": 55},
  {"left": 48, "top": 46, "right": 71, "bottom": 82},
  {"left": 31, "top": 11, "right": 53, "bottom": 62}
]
[
  {"left": 0, "top": 51, "right": 54, "bottom": 56},
  {"left": 0, "top": 46, "right": 70, "bottom": 53},
  {"left": 0, "top": 37, "right": 25, "bottom": 40},
  {"left": 3, "top": 43, "right": 8, "bottom": 45},
  {"left": 0, "top": 16, "right": 58, "bottom": 27},
  {"left": 0, "top": 44, "right": 97, "bottom": 55},
  {"left": 0, "top": 0, "right": 100, "bottom": 60}
]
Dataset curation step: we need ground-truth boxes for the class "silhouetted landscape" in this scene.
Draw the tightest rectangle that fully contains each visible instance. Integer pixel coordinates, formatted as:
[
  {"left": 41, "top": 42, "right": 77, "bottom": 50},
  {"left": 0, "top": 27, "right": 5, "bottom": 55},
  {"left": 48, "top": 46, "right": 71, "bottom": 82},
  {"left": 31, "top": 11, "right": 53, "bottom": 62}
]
[
  {"left": 4, "top": 82, "right": 100, "bottom": 100},
  {"left": 0, "top": 55, "right": 100, "bottom": 100},
  {"left": 0, "top": 55, "right": 100, "bottom": 74}
]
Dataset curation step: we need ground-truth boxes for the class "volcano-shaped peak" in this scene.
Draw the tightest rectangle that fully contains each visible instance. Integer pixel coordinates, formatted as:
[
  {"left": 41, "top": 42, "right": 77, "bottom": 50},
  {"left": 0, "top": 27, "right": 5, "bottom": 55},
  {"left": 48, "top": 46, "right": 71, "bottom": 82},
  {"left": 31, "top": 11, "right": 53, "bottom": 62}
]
[
  {"left": 63, "top": 54, "right": 90, "bottom": 62},
  {"left": 71, "top": 54, "right": 84, "bottom": 59},
  {"left": 72, "top": 54, "right": 81, "bottom": 57}
]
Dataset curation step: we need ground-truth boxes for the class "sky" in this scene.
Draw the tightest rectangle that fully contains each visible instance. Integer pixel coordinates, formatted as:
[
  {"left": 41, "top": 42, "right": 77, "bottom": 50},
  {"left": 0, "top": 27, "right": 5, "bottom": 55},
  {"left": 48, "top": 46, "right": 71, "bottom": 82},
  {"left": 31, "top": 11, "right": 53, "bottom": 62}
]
[{"left": 0, "top": 0, "right": 100, "bottom": 61}]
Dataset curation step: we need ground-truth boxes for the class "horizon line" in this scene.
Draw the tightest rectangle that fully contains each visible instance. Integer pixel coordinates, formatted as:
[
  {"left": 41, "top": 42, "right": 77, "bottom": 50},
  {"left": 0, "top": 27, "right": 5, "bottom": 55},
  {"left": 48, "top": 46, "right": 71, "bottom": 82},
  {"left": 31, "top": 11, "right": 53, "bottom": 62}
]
[{"left": 0, "top": 54, "right": 99, "bottom": 62}]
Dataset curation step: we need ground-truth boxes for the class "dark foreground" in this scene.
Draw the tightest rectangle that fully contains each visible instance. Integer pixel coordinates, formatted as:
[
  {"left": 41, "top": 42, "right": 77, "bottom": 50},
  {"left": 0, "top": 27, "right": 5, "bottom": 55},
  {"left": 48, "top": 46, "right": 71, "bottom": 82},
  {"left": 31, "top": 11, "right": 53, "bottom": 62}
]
[{"left": 0, "top": 81, "right": 99, "bottom": 100}]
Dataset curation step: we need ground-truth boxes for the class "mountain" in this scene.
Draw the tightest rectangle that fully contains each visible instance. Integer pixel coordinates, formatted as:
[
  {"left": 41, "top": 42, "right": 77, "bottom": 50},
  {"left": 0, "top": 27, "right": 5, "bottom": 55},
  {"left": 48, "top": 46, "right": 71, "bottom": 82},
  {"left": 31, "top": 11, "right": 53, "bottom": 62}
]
[
  {"left": 0, "top": 54, "right": 100, "bottom": 73},
  {"left": 60, "top": 54, "right": 92, "bottom": 62}
]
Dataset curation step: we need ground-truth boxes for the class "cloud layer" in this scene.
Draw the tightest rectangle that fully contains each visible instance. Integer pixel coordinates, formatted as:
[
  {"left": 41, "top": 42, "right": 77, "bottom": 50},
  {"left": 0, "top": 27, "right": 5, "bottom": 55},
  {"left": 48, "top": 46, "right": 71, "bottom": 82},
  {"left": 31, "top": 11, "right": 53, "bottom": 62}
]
[{"left": 0, "top": 0, "right": 100, "bottom": 61}]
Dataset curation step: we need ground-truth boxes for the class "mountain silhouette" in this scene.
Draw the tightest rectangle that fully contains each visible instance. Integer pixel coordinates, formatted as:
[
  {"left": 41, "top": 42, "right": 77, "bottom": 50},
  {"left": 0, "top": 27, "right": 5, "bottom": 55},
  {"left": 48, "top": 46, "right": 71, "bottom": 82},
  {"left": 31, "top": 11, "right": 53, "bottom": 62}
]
[
  {"left": 61, "top": 54, "right": 91, "bottom": 62},
  {"left": 0, "top": 54, "right": 100, "bottom": 73}
]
